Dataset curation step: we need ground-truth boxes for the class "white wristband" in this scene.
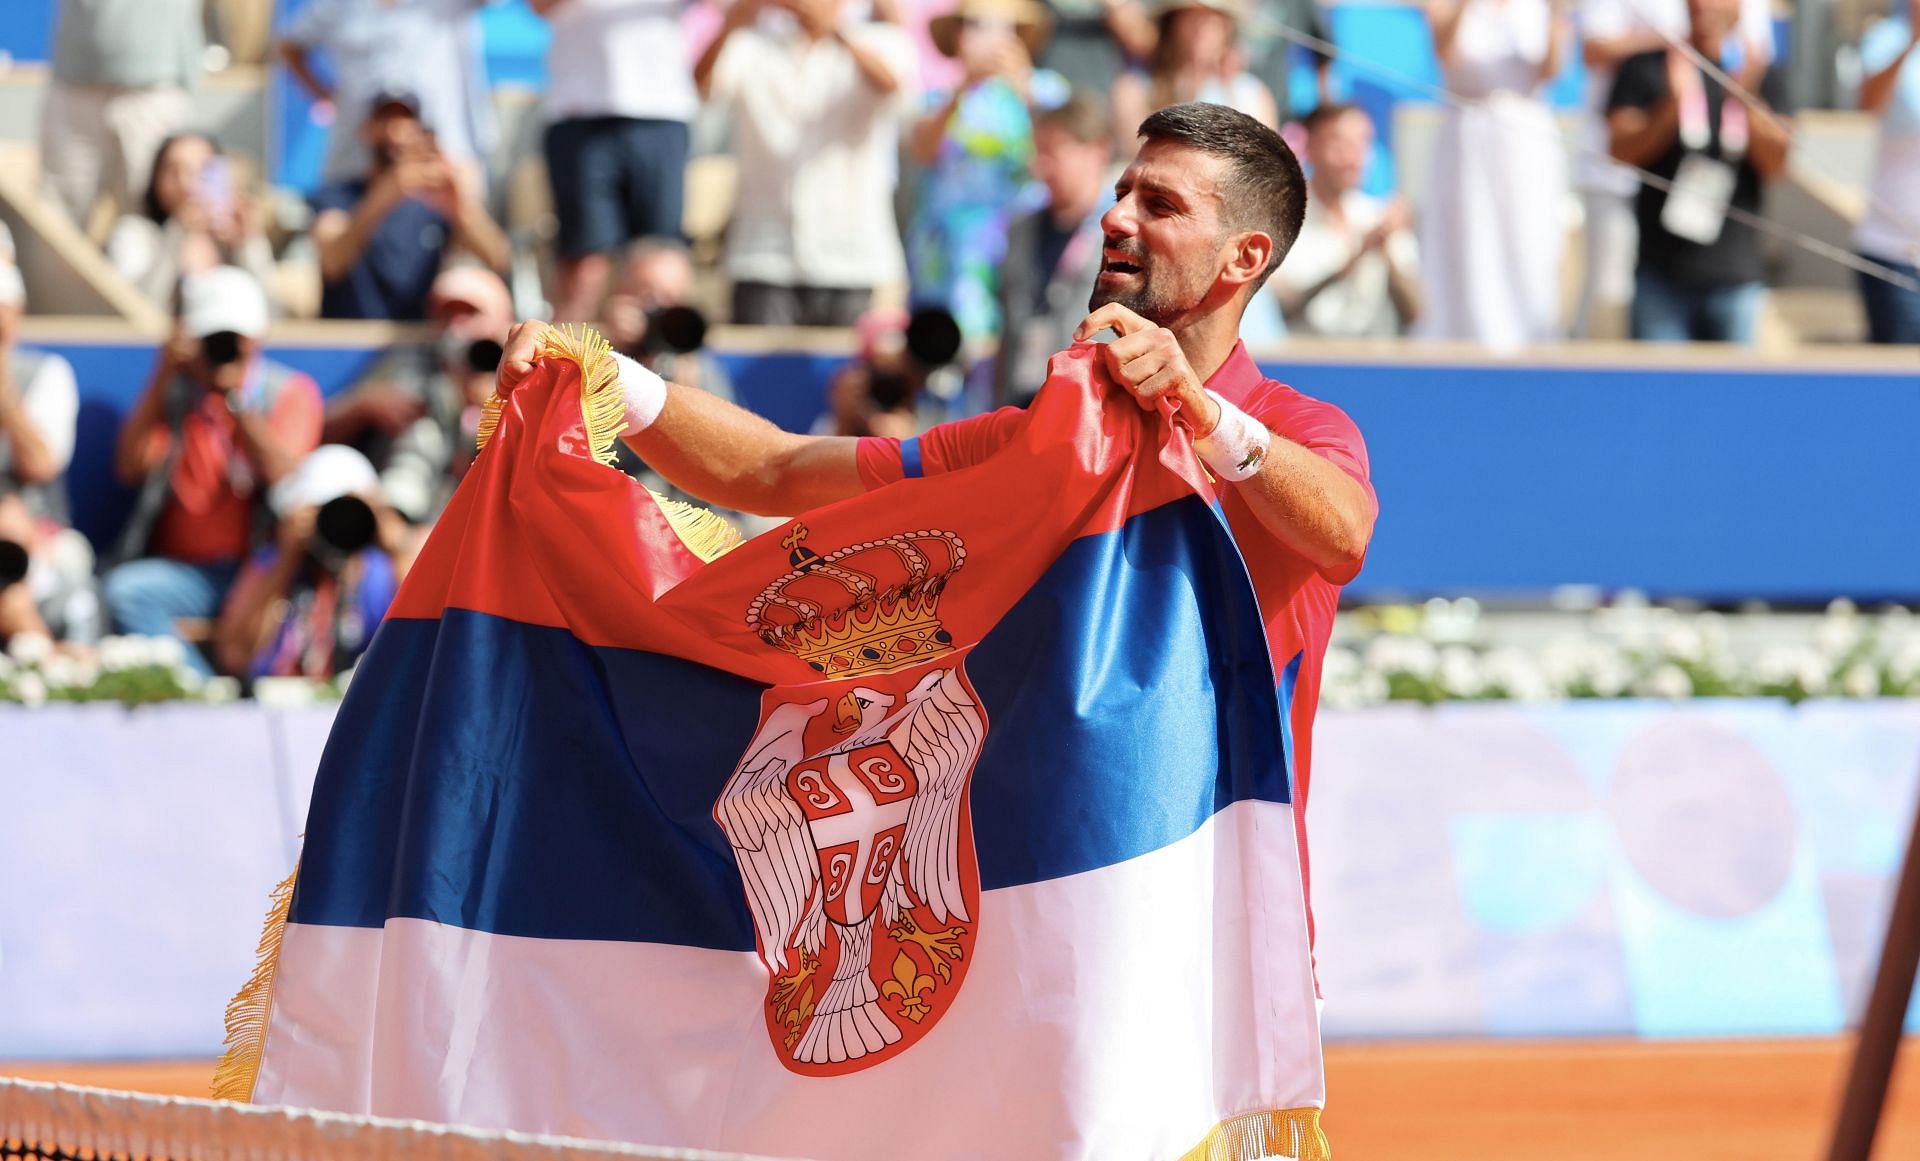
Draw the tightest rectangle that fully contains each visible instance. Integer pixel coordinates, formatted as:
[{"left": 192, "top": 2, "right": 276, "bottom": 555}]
[
  {"left": 612, "top": 350, "right": 668, "bottom": 433},
  {"left": 1192, "top": 390, "right": 1272, "bottom": 482}
]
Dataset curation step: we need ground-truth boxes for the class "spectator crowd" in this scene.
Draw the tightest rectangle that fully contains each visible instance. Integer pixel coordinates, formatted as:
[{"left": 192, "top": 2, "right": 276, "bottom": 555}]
[{"left": 1, "top": 0, "right": 1915, "bottom": 676}]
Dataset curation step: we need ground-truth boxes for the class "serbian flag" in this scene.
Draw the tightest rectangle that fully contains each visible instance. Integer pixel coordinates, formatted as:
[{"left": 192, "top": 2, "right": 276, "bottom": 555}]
[{"left": 216, "top": 329, "right": 1328, "bottom": 1160}]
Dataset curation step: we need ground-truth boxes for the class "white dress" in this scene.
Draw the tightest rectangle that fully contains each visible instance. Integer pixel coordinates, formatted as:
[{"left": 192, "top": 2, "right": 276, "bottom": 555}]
[{"left": 1416, "top": 0, "right": 1569, "bottom": 349}]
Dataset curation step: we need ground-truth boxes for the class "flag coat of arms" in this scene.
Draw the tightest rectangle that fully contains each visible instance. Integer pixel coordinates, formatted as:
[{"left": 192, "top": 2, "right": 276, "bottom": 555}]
[{"left": 219, "top": 331, "right": 1329, "bottom": 1160}]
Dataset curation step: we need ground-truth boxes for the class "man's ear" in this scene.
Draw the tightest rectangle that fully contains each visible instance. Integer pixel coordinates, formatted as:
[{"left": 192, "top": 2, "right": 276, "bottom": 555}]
[{"left": 1221, "top": 230, "right": 1275, "bottom": 295}]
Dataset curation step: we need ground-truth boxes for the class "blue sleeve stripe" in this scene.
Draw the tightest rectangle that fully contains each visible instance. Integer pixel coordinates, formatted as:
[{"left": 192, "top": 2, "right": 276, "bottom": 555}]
[{"left": 900, "top": 437, "right": 924, "bottom": 479}]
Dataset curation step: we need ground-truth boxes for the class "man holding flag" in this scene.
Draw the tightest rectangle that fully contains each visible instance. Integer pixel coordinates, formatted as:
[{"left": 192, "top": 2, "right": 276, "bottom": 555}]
[
  {"left": 499, "top": 100, "right": 1376, "bottom": 945},
  {"left": 236, "top": 102, "right": 1374, "bottom": 1161}
]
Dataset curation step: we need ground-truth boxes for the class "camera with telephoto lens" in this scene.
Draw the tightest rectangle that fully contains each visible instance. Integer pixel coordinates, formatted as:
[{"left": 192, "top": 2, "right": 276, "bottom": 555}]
[
  {"left": 307, "top": 495, "right": 378, "bottom": 571},
  {"left": 639, "top": 305, "right": 708, "bottom": 358},
  {"left": 0, "top": 539, "right": 27, "bottom": 589},
  {"left": 863, "top": 308, "right": 963, "bottom": 412},
  {"left": 464, "top": 338, "right": 504, "bottom": 375},
  {"left": 201, "top": 330, "right": 245, "bottom": 367}
]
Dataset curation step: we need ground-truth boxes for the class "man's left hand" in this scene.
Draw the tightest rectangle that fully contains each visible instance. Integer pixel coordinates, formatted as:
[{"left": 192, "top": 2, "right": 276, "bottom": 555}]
[{"left": 1073, "top": 304, "right": 1220, "bottom": 436}]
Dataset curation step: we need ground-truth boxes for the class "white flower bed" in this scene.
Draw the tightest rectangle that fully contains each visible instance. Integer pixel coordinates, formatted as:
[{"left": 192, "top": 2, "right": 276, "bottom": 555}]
[
  {"left": 0, "top": 633, "right": 241, "bottom": 705},
  {"left": 1322, "top": 599, "right": 1920, "bottom": 707}
]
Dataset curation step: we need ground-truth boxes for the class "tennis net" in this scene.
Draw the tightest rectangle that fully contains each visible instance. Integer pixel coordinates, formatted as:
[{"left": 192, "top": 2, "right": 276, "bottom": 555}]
[{"left": 0, "top": 1078, "right": 793, "bottom": 1161}]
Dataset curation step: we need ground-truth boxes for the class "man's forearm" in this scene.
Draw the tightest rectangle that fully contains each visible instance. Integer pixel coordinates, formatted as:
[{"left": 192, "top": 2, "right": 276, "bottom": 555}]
[
  {"left": 452, "top": 196, "right": 512, "bottom": 273},
  {"left": 835, "top": 31, "right": 901, "bottom": 94},
  {"left": 318, "top": 186, "right": 402, "bottom": 282},
  {"left": 1610, "top": 101, "right": 1680, "bottom": 168},
  {"left": 622, "top": 380, "right": 865, "bottom": 516},
  {"left": 1232, "top": 436, "right": 1374, "bottom": 583},
  {"left": 114, "top": 368, "right": 172, "bottom": 485}
]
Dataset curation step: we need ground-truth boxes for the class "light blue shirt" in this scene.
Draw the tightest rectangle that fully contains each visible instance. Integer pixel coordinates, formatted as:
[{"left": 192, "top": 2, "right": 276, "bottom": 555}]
[{"left": 283, "top": 0, "right": 497, "bottom": 180}]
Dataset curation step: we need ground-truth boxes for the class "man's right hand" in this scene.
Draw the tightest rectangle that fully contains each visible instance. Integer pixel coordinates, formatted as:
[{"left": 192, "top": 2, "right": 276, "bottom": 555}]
[{"left": 497, "top": 320, "right": 553, "bottom": 397}]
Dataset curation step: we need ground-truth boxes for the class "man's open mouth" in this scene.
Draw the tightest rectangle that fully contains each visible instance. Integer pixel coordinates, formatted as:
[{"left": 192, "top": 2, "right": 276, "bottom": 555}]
[{"left": 1101, "top": 253, "right": 1143, "bottom": 276}]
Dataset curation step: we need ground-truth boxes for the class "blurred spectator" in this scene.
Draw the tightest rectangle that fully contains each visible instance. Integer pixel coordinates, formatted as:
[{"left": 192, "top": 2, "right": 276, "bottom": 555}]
[
  {"left": 908, "top": 0, "right": 1062, "bottom": 340},
  {"left": 1576, "top": 0, "right": 1774, "bottom": 339},
  {"left": 103, "top": 267, "right": 322, "bottom": 674},
  {"left": 993, "top": 92, "right": 1112, "bottom": 404},
  {"left": 696, "top": 0, "right": 919, "bottom": 326},
  {"left": 1416, "top": 0, "right": 1571, "bottom": 349},
  {"left": 532, "top": 0, "right": 698, "bottom": 323},
  {"left": 39, "top": 0, "right": 203, "bottom": 227},
  {"left": 324, "top": 267, "right": 514, "bottom": 525},
  {"left": 279, "top": 0, "right": 496, "bottom": 184},
  {"left": 1036, "top": 0, "right": 1156, "bottom": 96},
  {"left": 0, "top": 266, "right": 96, "bottom": 646},
  {"left": 1855, "top": 1, "right": 1920, "bottom": 344},
  {"left": 215, "top": 445, "right": 401, "bottom": 680},
  {"left": 824, "top": 309, "right": 928, "bottom": 437},
  {"left": 309, "top": 94, "right": 511, "bottom": 321},
  {"left": 105, "top": 132, "right": 279, "bottom": 309},
  {"left": 1244, "top": 0, "right": 1332, "bottom": 125},
  {"left": 1110, "top": 0, "right": 1280, "bottom": 152},
  {"left": 1273, "top": 103, "right": 1420, "bottom": 337},
  {"left": 1608, "top": 0, "right": 1791, "bottom": 344},
  {"left": 603, "top": 239, "right": 734, "bottom": 400}
]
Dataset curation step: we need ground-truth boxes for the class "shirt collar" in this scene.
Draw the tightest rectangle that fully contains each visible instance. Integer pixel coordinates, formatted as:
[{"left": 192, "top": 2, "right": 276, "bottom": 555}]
[{"left": 1203, "top": 340, "right": 1265, "bottom": 409}]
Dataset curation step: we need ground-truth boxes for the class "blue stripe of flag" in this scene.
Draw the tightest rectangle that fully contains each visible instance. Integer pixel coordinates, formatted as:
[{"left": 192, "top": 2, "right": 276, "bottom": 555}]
[{"left": 290, "top": 496, "right": 1288, "bottom": 946}]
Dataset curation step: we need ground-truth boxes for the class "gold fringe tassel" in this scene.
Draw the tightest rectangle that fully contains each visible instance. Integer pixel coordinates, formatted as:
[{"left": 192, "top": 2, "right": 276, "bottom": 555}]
[
  {"left": 650, "top": 490, "right": 744, "bottom": 562},
  {"left": 1180, "top": 1108, "right": 1331, "bottom": 1161},
  {"left": 474, "top": 324, "right": 625, "bottom": 467},
  {"left": 474, "top": 323, "right": 741, "bottom": 562},
  {"left": 210, "top": 862, "right": 298, "bottom": 1103}
]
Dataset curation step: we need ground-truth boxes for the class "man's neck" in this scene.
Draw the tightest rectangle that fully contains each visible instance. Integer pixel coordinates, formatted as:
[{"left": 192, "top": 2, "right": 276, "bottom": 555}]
[
  {"left": 1689, "top": 31, "right": 1725, "bottom": 61},
  {"left": 1172, "top": 309, "right": 1245, "bottom": 386}
]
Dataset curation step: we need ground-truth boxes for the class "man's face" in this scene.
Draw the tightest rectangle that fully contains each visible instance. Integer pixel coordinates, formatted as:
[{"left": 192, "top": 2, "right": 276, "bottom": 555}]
[
  {"left": 365, "top": 106, "right": 428, "bottom": 166},
  {"left": 1306, "top": 110, "right": 1372, "bottom": 196},
  {"left": 1686, "top": 0, "right": 1739, "bottom": 41},
  {"left": 1031, "top": 123, "right": 1111, "bottom": 212},
  {"left": 1090, "top": 142, "right": 1241, "bottom": 326}
]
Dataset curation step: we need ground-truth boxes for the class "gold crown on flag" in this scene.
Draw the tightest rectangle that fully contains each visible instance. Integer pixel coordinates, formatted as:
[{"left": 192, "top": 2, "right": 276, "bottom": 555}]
[{"left": 747, "top": 524, "right": 967, "bottom": 678}]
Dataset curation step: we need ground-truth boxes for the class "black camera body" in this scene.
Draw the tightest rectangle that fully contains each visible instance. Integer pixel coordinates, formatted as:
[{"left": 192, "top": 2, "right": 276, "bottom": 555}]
[
  {"left": 307, "top": 494, "right": 379, "bottom": 572},
  {"left": 0, "top": 538, "right": 27, "bottom": 589}
]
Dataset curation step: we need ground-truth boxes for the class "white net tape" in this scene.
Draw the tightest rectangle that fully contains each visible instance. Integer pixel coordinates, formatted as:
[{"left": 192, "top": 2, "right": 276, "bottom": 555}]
[{"left": 0, "top": 1078, "right": 800, "bottom": 1161}]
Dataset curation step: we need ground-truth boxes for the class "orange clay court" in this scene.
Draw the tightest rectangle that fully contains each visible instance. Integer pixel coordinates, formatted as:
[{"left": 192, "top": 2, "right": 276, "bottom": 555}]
[{"left": 10, "top": 1038, "right": 1920, "bottom": 1160}]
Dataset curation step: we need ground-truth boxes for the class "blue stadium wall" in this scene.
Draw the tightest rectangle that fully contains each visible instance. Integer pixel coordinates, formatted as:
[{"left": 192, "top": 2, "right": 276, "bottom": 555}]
[{"left": 32, "top": 338, "right": 1920, "bottom": 604}]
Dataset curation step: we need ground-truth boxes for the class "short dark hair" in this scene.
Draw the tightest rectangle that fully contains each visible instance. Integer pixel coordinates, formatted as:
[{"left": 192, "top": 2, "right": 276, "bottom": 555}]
[
  {"left": 1302, "top": 102, "right": 1369, "bottom": 135},
  {"left": 1035, "top": 91, "right": 1111, "bottom": 148},
  {"left": 1136, "top": 102, "right": 1308, "bottom": 284}
]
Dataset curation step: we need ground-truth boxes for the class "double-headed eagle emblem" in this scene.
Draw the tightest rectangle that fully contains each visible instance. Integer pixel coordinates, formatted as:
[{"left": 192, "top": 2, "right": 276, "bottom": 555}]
[{"left": 715, "top": 525, "right": 988, "bottom": 1074}]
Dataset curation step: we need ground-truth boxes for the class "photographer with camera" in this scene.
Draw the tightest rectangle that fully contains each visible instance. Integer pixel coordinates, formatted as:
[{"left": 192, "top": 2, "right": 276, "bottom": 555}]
[
  {"left": 106, "top": 132, "right": 280, "bottom": 311},
  {"left": 0, "top": 263, "right": 94, "bottom": 647},
  {"left": 214, "top": 445, "right": 400, "bottom": 681},
  {"left": 310, "top": 92, "right": 510, "bottom": 322},
  {"left": 602, "top": 239, "right": 732, "bottom": 403},
  {"left": 103, "top": 267, "right": 322, "bottom": 673},
  {"left": 323, "top": 267, "right": 514, "bottom": 528},
  {"left": 823, "top": 307, "right": 964, "bottom": 439}
]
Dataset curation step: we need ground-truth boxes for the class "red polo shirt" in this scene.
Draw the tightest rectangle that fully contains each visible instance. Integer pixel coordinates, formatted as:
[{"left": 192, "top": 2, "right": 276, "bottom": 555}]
[{"left": 855, "top": 341, "right": 1377, "bottom": 950}]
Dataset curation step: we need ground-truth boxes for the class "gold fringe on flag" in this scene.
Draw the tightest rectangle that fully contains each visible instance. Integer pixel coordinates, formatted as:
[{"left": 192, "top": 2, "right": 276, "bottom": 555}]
[
  {"left": 1180, "top": 1108, "right": 1331, "bottom": 1161},
  {"left": 474, "top": 324, "right": 625, "bottom": 467},
  {"left": 211, "top": 862, "right": 298, "bottom": 1103},
  {"left": 475, "top": 323, "right": 741, "bottom": 561},
  {"left": 650, "top": 490, "right": 744, "bottom": 562}
]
